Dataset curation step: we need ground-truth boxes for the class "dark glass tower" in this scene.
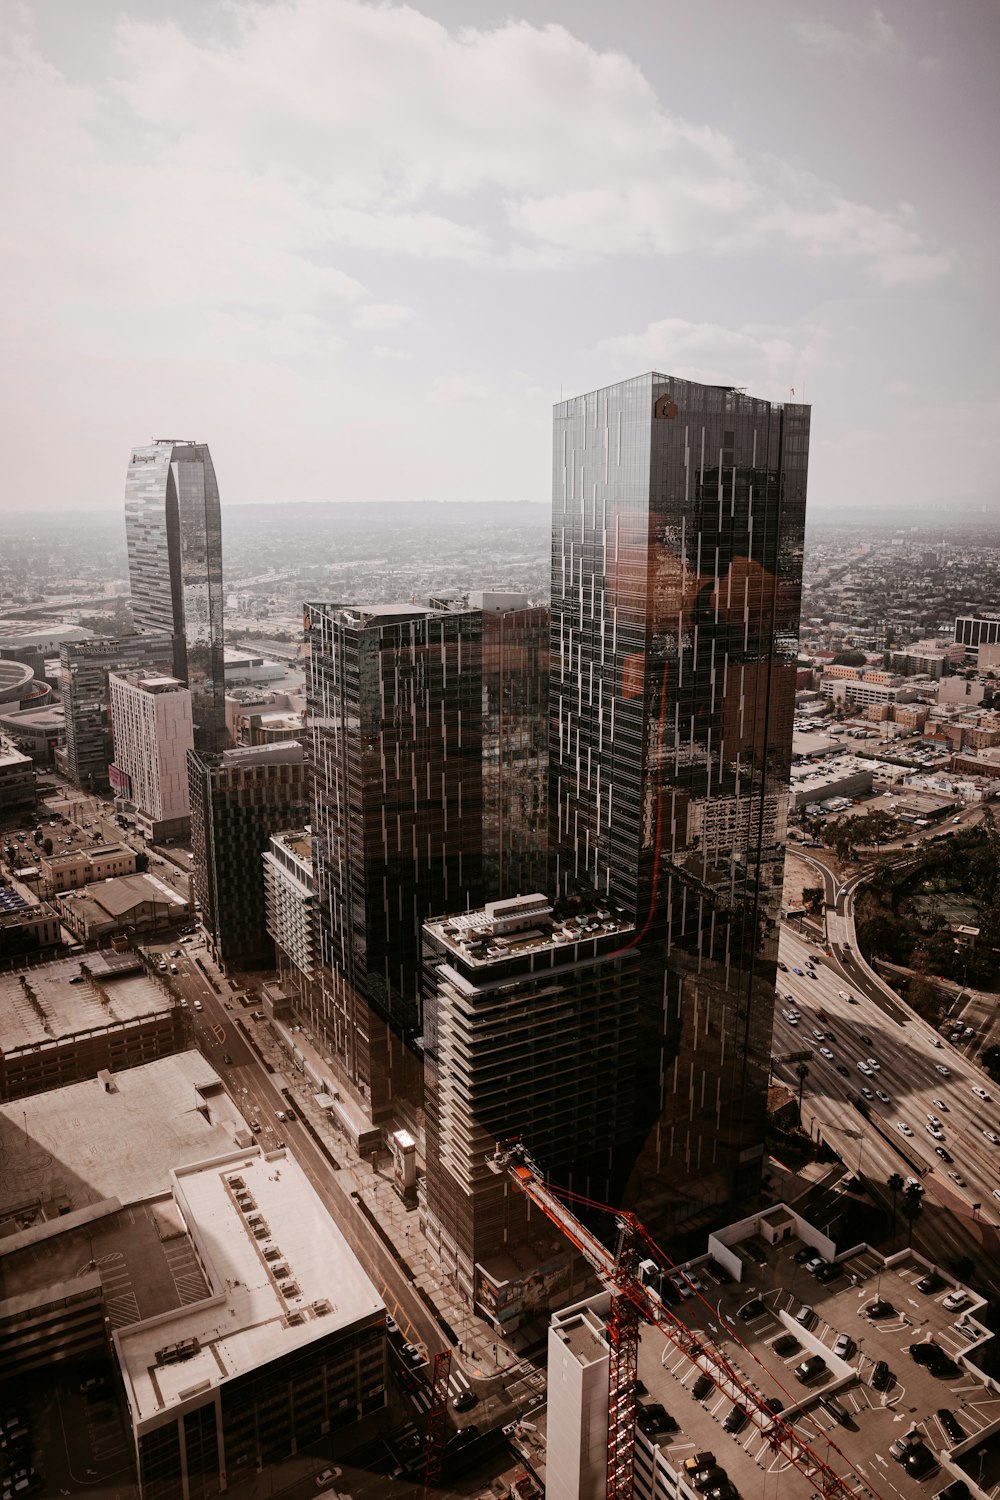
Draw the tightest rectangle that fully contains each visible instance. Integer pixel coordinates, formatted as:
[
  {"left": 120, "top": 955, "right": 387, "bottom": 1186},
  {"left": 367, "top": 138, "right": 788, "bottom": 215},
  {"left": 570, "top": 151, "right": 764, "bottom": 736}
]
[
  {"left": 551, "top": 373, "right": 809, "bottom": 1225},
  {"left": 124, "top": 440, "right": 226, "bottom": 755},
  {"left": 307, "top": 603, "right": 484, "bottom": 1127}
]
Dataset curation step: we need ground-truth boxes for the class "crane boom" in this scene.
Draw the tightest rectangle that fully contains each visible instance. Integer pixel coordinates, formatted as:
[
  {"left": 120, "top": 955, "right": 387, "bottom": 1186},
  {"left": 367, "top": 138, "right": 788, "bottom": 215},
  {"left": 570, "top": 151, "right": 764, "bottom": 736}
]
[{"left": 489, "top": 1144, "right": 884, "bottom": 1500}]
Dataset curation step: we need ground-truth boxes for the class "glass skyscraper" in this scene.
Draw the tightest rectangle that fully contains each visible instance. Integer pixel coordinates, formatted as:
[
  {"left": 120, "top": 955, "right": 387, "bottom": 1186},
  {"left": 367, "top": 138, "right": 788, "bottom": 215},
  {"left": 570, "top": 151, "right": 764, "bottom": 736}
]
[
  {"left": 307, "top": 602, "right": 484, "bottom": 1128},
  {"left": 124, "top": 440, "right": 226, "bottom": 754},
  {"left": 551, "top": 373, "right": 809, "bottom": 1225}
]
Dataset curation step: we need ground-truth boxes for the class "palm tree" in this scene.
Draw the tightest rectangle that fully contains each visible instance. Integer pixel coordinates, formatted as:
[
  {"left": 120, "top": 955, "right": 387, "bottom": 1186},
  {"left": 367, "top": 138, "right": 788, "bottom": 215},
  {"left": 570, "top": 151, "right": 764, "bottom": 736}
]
[
  {"left": 902, "top": 1183, "right": 924, "bottom": 1248},
  {"left": 887, "top": 1173, "right": 905, "bottom": 1242},
  {"left": 795, "top": 1063, "right": 810, "bottom": 1119}
]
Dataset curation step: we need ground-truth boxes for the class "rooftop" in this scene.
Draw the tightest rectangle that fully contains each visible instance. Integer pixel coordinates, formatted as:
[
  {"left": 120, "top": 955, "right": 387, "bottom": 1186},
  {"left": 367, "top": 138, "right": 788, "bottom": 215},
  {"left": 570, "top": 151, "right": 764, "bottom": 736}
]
[
  {"left": 633, "top": 1220, "right": 997, "bottom": 1500},
  {"left": 115, "top": 1148, "right": 383, "bottom": 1422},
  {"left": 58, "top": 871, "right": 188, "bottom": 919},
  {"left": 0, "top": 953, "right": 172, "bottom": 1054},
  {"left": 424, "top": 897, "right": 629, "bottom": 970},
  {"left": 0, "top": 1051, "right": 249, "bottom": 1218}
]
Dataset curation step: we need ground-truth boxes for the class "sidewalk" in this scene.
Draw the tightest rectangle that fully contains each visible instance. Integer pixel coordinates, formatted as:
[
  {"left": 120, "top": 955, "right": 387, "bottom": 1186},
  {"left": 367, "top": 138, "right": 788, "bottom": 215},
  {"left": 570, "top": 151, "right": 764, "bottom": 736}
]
[{"left": 200, "top": 947, "right": 537, "bottom": 1381}]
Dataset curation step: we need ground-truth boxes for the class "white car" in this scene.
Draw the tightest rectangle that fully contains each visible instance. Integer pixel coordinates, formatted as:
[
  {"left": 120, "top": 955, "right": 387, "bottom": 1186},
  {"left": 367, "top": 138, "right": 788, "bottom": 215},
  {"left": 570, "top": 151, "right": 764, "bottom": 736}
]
[
  {"left": 837, "top": 990, "right": 851, "bottom": 1001},
  {"left": 926, "top": 1124, "right": 944, "bottom": 1140},
  {"left": 936, "top": 1064, "right": 951, "bottom": 1077},
  {"left": 932, "top": 1098, "right": 949, "bottom": 1111},
  {"left": 948, "top": 1170, "right": 967, "bottom": 1186},
  {"left": 813, "top": 1029, "right": 826, "bottom": 1042},
  {"left": 819, "top": 1047, "right": 834, "bottom": 1060},
  {"left": 865, "top": 1057, "right": 880, "bottom": 1071},
  {"left": 876, "top": 1089, "right": 891, "bottom": 1103},
  {"left": 983, "top": 1130, "right": 1000, "bottom": 1146},
  {"left": 897, "top": 1122, "right": 914, "bottom": 1137},
  {"left": 857, "top": 1062, "right": 873, "bottom": 1076},
  {"left": 860, "top": 1086, "right": 874, "bottom": 1099},
  {"left": 943, "top": 1291, "right": 968, "bottom": 1312},
  {"left": 927, "top": 1114, "right": 943, "bottom": 1128},
  {"left": 972, "top": 1086, "right": 991, "bottom": 1102}
]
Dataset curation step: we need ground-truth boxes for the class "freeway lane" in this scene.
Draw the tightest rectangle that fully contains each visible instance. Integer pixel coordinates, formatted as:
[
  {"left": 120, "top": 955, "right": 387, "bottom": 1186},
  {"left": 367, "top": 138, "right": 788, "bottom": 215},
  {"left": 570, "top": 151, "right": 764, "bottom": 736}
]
[
  {"left": 145, "top": 940, "right": 450, "bottom": 1365},
  {"left": 774, "top": 927, "right": 1000, "bottom": 1240}
]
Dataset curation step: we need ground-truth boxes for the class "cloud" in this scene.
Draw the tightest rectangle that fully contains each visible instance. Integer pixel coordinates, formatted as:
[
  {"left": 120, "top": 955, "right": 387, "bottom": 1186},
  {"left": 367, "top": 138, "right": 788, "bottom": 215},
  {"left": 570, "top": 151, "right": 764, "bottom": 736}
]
[
  {"left": 792, "top": 7, "right": 900, "bottom": 60},
  {"left": 0, "top": 0, "right": 947, "bottom": 324},
  {"left": 596, "top": 316, "right": 827, "bottom": 400}
]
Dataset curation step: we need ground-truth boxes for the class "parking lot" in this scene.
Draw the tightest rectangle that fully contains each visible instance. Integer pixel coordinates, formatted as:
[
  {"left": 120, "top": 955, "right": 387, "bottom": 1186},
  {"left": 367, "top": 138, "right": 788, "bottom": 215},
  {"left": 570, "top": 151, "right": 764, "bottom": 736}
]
[{"left": 633, "top": 1236, "right": 1000, "bottom": 1500}]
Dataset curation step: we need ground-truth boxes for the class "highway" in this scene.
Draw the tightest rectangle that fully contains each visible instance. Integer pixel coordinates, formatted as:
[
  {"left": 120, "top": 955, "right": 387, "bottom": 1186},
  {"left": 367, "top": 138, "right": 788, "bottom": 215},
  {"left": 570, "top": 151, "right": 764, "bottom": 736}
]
[{"left": 772, "top": 925, "right": 1000, "bottom": 1285}]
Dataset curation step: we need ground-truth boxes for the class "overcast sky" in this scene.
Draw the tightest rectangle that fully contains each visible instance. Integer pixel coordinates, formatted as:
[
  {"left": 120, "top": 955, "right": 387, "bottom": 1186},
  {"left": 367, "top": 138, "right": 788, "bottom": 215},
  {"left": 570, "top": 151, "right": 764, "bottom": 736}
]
[{"left": 3, "top": 0, "right": 997, "bottom": 516}]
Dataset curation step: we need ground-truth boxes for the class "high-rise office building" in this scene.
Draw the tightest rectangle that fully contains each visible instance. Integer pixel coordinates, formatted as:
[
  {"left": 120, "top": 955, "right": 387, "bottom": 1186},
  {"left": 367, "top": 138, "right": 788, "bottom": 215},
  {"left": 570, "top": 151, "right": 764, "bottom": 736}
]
[
  {"left": 125, "top": 440, "right": 225, "bottom": 754},
  {"left": 551, "top": 373, "right": 809, "bottom": 1224},
  {"left": 108, "top": 672, "right": 194, "bottom": 842},
  {"left": 421, "top": 894, "right": 638, "bottom": 1318},
  {"left": 189, "top": 741, "right": 309, "bottom": 970},
  {"left": 60, "top": 634, "right": 174, "bottom": 789},
  {"left": 306, "top": 602, "right": 483, "bottom": 1127}
]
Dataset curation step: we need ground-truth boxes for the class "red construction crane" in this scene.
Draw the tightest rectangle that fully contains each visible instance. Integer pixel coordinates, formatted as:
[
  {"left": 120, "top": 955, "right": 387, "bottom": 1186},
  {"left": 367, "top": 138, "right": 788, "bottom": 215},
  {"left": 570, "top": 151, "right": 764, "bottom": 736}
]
[
  {"left": 423, "top": 1347, "right": 452, "bottom": 1494},
  {"left": 488, "top": 1143, "right": 887, "bottom": 1500}
]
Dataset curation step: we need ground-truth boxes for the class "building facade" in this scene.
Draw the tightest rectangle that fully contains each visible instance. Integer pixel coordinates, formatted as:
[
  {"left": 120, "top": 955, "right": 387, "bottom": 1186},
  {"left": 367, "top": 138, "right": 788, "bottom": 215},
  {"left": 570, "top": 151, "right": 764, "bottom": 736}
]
[
  {"left": 0, "top": 737, "right": 35, "bottom": 812},
  {"left": 189, "top": 742, "right": 309, "bottom": 970},
  {"left": 955, "top": 613, "right": 1000, "bottom": 658},
  {"left": 125, "top": 440, "right": 226, "bottom": 754},
  {"left": 262, "top": 829, "right": 316, "bottom": 1005},
  {"left": 550, "top": 373, "right": 809, "bottom": 1226},
  {"left": 476, "top": 593, "right": 550, "bottom": 901},
  {"left": 108, "top": 673, "right": 194, "bottom": 842},
  {"left": 60, "top": 634, "right": 174, "bottom": 789},
  {"left": 306, "top": 603, "right": 483, "bottom": 1127},
  {"left": 421, "top": 894, "right": 639, "bottom": 1314}
]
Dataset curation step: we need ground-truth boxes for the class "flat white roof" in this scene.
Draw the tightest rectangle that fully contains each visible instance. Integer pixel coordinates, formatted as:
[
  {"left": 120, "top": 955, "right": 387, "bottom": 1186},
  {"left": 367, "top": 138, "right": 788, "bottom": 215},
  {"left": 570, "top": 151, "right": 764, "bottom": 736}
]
[
  {"left": 115, "top": 1149, "right": 383, "bottom": 1424},
  {"left": 0, "top": 956, "right": 172, "bottom": 1053}
]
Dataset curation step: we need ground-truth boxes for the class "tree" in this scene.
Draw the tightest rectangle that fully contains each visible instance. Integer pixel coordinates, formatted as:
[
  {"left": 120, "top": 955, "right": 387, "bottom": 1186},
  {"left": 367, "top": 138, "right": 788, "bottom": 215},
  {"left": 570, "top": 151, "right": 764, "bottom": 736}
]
[
  {"left": 832, "top": 651, "right": 867, "bottom": 667},
  {"left": 981, "top": 1045, "right": 1000, "bottom": 1084},
  {"left": 42, "top": 837, "right": 53, "bottom": 856},
  {"left": 902, "top": 1182, "right": 924, "bottom": 1247},
  {"left": 887, "top": 1172, "right": 904, "bottom": 1242},
  {"left": 795, "top": 1062, "right": 810, "bottom": 1119},
  {"left": 802, "top": 887, "right": 825, "bottom": 918}
]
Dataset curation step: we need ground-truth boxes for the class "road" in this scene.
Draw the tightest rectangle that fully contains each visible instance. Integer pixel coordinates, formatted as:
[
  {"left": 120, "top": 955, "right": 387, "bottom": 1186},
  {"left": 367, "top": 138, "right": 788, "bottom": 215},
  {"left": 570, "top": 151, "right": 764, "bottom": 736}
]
[
  {"left": 772, "top": 926, "right": 1000, "bottom": 1287},
  {"left": 148, "top": 938, "right": 447, "bottom": 1360}
]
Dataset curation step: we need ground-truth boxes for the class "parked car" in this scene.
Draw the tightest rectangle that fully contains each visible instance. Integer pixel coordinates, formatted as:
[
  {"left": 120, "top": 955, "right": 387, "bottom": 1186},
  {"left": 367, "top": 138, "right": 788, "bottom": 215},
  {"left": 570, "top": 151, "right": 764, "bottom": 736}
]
[
  {"left": 832, "top": 1334, "right": 855, "bottom": 1359},
  {"left": 794, "top": 1304, "right": 817, "bottom": 1328},
  {"left": 691, "top": 1374, "right": 714, "bottom": 1401},
  {"left": 722, "top": 1405, "right": 748, "bottom": 1435},
  {"left": 942, "top": 1290, "right": 968, "bottom": 1312},
  {"left": 772, "top": 1334, "right": 801, "bottom": 1357},
  {"left": 794, "top": 1355, "right": 827, "bottom": 1385},
  {"left": 916, "top": 1273, "right": 944, "bottom": 1294},
  {"left": 938, "top": 1409, "right": 965, "bottom": 1444},
  {"left": 867, "top": 1299, "right": 895, "bottom": 1320},
  {"left": 737, "top": 1298, "right": 766, "bottom": 1322},
  {"left": 871, "top": 1361, "right": 892, "bottom": 1391}
]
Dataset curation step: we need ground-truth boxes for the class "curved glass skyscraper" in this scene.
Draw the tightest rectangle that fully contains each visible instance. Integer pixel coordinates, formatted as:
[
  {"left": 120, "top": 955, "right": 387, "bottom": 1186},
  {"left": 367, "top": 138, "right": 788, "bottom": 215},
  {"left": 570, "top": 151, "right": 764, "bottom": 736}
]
[{"left": 124, "top": 440, "right": 225, "bottom": 754}]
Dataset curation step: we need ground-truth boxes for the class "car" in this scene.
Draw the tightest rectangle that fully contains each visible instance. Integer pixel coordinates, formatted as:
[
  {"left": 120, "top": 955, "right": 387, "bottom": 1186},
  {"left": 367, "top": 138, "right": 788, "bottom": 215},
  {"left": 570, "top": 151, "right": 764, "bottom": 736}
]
[
  {"left": 793, "top": 1245, "right": 814, "bottom": 1263},
  {"left": 832, "top": 1334, "right": 855, "bottom": 1359},
  {"left": 867, "top": 1299, "right": 895, "bottom": 1320},
  {"left": 910, "top": 1341, "right": 938, "bottom": 1365},
  {"left": 932, "top": 1098, "right": 949, "bottom": 1111},
  {"left": 723, "top": 1405, "right": 748, "bottom": 1434},
  {"left": 815, "top": 1262, "right": 840, "bottom": 1284},
  {"left": 838, "top": 990, "right": 850, "bottom": 1001},
  {"left": 904, "top": 1445, "right": 938, "bottom": 1479},
  {"left": 792, "top": 967, "right": 804, "bottom": 976},
  {"left": 836, "top": 1064, "right": 850, "bottom": 1077},
  {"left": 761, "top": 1395, "right": 785, "bottom": 1416},
  {"left": 314, "top": 1469, "right": 343, "bottom": 1488},
  {"left": 916, "top": 1273, "right": 944, "bottom": 1294},
  {"left": 871, "top": 1360, "right": 892, "bottom": 1391},
  {"left": 169, "top": 948, "right": 181, "bottom": 958},
  {"left": 936, "top": 1484, "right": 971, "bottom": 1500},
  {"left": 78, "top": 1375, "right": 105, "bottom": 1392},
  {"left": 938, "top": 1409, "right": 965, "bottom": 1444},
  {"left": 737, "top": 1298, "right": 766, "bottom": 1322},
  {"left": 890, "top": 1436, "right": 917, "bottom": 1463},
  {"left": 942, "top": 1290, "right": 968, "bottom": 1312},
  {"left": 948, "top": 1169, "right": 967, "bottom": 1185},
  {"left": 858, "top": 1062, "right": 873, "bottom": 1076},
  {"left": 637, "top": 1402, "right": 677, "bottom": 1435},
  {"left": 276, "top": 1110, "right": 287, "bottom": 1122},
  {"left": 860, "top": 1085, "right": 874, "bottom": 1099},
  {"left": 972, "top": 1086, "right": 991, "bottom": 1101},
  {"left": 157, "top": 961, "right": 168, "bottom": 972},
  {"left": 929, "top": 1352, "right": 960, "bottom": 1379},
  {"left": 858, "top": 1033, "right": 873, "bottom": 1045},
  {"left": 982, "top": 1130, "right": 1000, "bottom": 1145},
  {"left": 865, "top": 1057, "right": 880, "bottom": 1071},
  {"left": 248, "top": 1119, "right": 261, "bottom": 1132},
  {"left": 876, "top": 1089, "right": 890, "bottom": 1103},
  {"left": 928, "top": 1113, "right": 943, "bottom": 1127},
  {"left": 192, "top": 998, "right": 202, "bottom": 1010},
  {"left": 927, "top": 1124, "right": 944, "bottom": 1139},
  {"left": 778, "top": 960, "right": 788, "bottom": 971},
  {"left": 452, "top": 1390, "right": 478, "bottom": 1412},
  {"left": 819, "top": 1047, "right": 834, "bottom": 1060},
  {"left": 222, "top": 1051, "right": 233, "bottom": 1064},
  {"left": 443, "top": 1426, "right": 479, "bottom": 1454},
  {"left": 772, "top": 1333, "right": 801, "bottom": 1357},
  {"left": 794, "top": 1304, "right": 816, "bottom": 1328},
  {"left": 794, "top": 1354, "right": 827, "bottom": 1385},
  {"left": 846, "top": 994, "right": 858, "bottom": 1004},
  {"left": 284, "top": 1107, "right": 297, "bottom": 1121},
  {"left": 180, "top": 934, "right": 195, "bottom": 943},
  {"left": 896, "top": 1121, "right": 913, "bottom": 1136},
  {"left": 935, "top": 1146, "right": 954, "bottom": 1162},
  {"left": 813, "top": 1029, "right": 826, "bottom": 1042},
  {"left": 692, "top": 1468, "right": 728, "bottom": 1491},
  {"left": 691, "top": 1374, "right": 715, "bottom": 1401},
  {"left": 936, "top": 1064, "right": 951, "bottom": 1076}
]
